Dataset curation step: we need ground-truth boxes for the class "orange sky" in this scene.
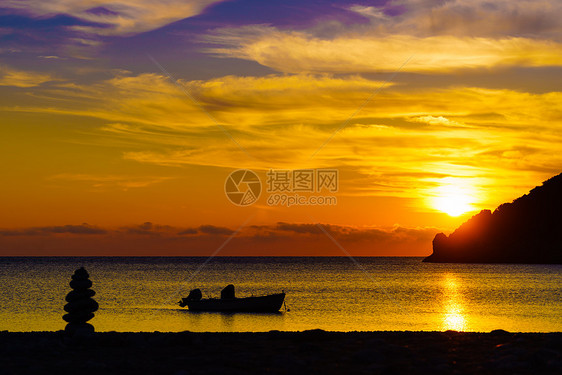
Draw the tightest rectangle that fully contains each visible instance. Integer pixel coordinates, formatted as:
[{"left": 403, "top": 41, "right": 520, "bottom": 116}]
[{"left": 1, "top": 0, "right": 561, "bottom": 256}]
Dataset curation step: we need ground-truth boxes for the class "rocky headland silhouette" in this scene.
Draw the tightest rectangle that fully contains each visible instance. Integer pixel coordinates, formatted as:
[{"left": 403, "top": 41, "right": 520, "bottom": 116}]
[{"left": 425, "top": 173, "right": 562, "bottom": 264}]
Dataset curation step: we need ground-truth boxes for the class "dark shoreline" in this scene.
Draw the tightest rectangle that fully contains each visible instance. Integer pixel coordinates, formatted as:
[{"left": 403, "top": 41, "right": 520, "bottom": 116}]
[{"left": 1, "top": 330, "right": 560, "bottom": 374}]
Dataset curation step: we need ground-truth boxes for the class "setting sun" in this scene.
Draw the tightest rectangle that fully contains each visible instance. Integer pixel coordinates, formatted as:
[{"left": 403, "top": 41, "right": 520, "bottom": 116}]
[{"left": 431, "top": 179, "right": 476, "bottom": 217}]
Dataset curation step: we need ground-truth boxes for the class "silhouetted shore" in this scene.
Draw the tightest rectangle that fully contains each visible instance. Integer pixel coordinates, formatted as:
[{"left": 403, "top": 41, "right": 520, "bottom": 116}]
[
  {"left": 425, "top": 172, "right": 562, "bottom": 264},
  {"left": 1, "top": 330, "right": 560, "bottom": 374}
]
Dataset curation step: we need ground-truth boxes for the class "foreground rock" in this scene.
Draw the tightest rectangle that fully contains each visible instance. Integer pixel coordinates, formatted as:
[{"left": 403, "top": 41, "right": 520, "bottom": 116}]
[
  {"left": 425, "top": 172, "right": 562, "bottom": 263},
  {"left": 0, "top": 331, "right": 560, "bottom": 374},
  {"left": 63, "top": 267, "right": 98, "bottom": 335}
]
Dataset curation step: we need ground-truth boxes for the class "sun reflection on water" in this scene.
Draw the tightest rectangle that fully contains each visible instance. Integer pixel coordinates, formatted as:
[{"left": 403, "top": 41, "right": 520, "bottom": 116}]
[{"left": 441, "top": 273, "right": 467, "bottom": 331}]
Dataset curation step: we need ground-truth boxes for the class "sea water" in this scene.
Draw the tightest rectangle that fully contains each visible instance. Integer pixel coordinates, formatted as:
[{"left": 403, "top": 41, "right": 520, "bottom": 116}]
[{"left": 0, "top": 257, "right": 560, "bottom": 332}]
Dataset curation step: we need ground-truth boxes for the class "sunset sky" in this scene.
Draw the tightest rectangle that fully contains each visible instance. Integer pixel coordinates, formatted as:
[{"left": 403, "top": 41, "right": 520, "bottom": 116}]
[{"left": 1, "top": 0, "right": 561, "bottom": 256}]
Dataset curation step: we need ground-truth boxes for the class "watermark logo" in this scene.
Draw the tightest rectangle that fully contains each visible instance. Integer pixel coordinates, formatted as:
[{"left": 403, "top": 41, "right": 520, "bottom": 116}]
[
  {"left": 225, "top": 169, "right": 338, "bottom": 207},
  {"left": 224, "top": 169, "right": 262, "bottom": 206}
]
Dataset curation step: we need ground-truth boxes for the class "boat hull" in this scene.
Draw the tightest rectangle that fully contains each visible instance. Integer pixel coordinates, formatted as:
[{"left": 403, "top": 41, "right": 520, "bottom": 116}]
[{"left": 183, "top": 293, "right": 285, "bottom": 313}]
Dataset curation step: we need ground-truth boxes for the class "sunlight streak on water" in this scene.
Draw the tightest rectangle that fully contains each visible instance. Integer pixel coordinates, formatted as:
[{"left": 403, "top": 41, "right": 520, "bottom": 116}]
[{"left": 441, "top": 273, "right": 467, "bottom": 331}]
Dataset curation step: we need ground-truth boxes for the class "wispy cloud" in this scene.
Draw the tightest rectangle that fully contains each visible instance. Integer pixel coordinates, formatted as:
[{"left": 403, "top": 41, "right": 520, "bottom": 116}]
[
  {"left": 412, "top": 115, "right": 464, "bottom": 127},
  {"left": 205, "top": 27, "right": 562, "bottom": 73},
  {"left": 48, "top": 173, "right": 173, "bottom": 190},
  {"left": 352, "top": 0, "right": 562, "bottom": 38},
  {"left": 0, "top": 223, "right": 106, "bottom": 236},
  {"left": 0, "top": 65, "right": 54, "bottom": 87},
  {"left": 3, "top": 0, "right": 226, "bottom": 35}
]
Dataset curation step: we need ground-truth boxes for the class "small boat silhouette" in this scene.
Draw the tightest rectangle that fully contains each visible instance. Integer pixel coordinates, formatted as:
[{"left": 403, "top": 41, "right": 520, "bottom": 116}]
[{"left": 179, "top": 284, "right": 285, "bottom": 312}]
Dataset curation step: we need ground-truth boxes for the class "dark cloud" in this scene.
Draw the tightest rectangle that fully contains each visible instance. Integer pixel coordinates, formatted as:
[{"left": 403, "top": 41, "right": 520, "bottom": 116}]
[
  {"left": 0, "top": 223, "right": 106, "bottom": 236},
  {"left": 43, "top": 224, "right": 107, "bottom": 235},
  {"left": 198, "top": 225, "right": 235, "bottom": 235},
  {"left": 121, "top": 222, "right": 176, "bottom": 235},
  {"left": 0, "top": 229, "right": 36, "bottom": 236},
  {"left": 123, "top": 222, "right": 154, "bottom": 235},
  {"left": 268, "top": 222, "right": 439, "bottom": 244},
  {"left": 178, "top": 228, "right": 198, "bottom": 235},
  {"left": 244, "top": 222, "right": 440, "bottom": 247},
  {"left": 0, "top": 221, "right": 442, "bottom": 255},
  {"left": 275, "top": 222, "right": 321, "bottom": 234},
  {"left": 119, "top": 223, "right": 235, "bottom": 236}
]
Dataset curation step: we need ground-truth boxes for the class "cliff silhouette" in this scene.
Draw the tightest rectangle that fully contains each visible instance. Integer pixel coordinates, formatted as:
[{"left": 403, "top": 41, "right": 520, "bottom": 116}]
[{"left": 424, "top": 172, "right": 562, "bottom": 263}]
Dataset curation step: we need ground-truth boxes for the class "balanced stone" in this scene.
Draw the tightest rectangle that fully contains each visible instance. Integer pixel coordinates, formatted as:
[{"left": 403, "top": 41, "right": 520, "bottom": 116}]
[{"left": 63, "top": 267, "right": 98, "bottom": 335}]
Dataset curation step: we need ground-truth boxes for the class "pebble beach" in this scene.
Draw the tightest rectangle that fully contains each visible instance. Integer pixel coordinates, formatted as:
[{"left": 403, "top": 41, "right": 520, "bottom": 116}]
[{"left": 1, "top": 330, "right": 561, "bottom": 374}]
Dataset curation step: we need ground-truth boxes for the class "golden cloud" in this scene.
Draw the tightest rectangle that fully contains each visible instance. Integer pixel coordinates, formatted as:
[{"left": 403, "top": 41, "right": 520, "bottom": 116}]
[
  {"left": 412, "top": 116, "right": 464, "bottom": 127},
  {"left": 2, "top": 70, "right": 560, "bottom": 207},
  {"left": 205, "top": 28, "right": 562, "bottom": 73},
  {"left": 0, "top": 65, "right": 54, "bottom": 87}
]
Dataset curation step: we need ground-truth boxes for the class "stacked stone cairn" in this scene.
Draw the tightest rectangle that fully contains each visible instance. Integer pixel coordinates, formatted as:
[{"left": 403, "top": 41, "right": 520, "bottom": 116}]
[{"left": 63, "top": 267, "right": 98, "bottom": 335}]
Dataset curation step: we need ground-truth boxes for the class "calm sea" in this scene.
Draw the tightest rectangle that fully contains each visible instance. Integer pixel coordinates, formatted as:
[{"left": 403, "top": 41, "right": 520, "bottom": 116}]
[{"left": 0, "top": 257, "right": 560, "bottom": 332}]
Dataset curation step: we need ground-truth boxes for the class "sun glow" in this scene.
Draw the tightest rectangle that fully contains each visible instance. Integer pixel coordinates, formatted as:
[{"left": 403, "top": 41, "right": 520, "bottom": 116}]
[{"left": 431, "top": 178, "right": 477, "bottom": 217}]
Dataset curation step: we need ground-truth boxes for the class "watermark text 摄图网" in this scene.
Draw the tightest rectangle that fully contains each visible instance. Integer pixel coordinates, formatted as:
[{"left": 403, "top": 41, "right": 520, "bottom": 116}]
[{"left": 266, "top": 169, "right": 338, "bottom": 193}]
